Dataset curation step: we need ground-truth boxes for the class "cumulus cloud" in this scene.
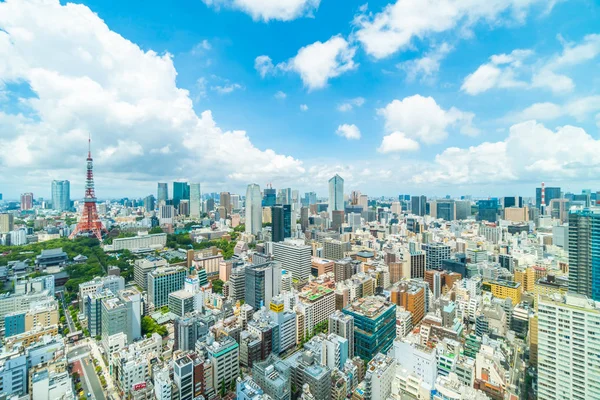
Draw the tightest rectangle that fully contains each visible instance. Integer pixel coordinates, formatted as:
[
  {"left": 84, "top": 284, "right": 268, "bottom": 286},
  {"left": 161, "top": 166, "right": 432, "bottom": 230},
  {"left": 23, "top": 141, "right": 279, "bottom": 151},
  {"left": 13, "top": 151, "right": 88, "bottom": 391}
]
[
  {"left": 336, "top": 124, "right": 361, "bottom": 140},
  {"left": 274, "top": 91, "right": 287, "bottom": 99},
  {"left": 509, "top": 96, "right": 600, "bottom": 122},
  {"left": 202, "top": 0, "right": 321, "bottom": 22},
  {"left": 463, "top": 34, "right": 600, "bottom": 95},
  {"left": 398, "top": 43, "right": 453, "bottom": 82},
  {"left": 256, "top": 35, "right": 357, "bottom": 91},
  {"left": 0, "top": 0, "right": 305, "bottom": 195},
  {"left": 300, "top": 104, "right": 308, "bottom": 111},
  {"left": 337, "top": 97, "right": 365, "bottom": 112},
  {"left": 378, "top": 132, "right": 419, "bottom": 153},
  {"left": 353, "top": 0, "right": 551, "bottom": 60},
  {"left": 415, "top": 121, "right": 600, "bottom": 184},
  {"left": 377, "top": 95, "right": 478, "bottom": 145}
]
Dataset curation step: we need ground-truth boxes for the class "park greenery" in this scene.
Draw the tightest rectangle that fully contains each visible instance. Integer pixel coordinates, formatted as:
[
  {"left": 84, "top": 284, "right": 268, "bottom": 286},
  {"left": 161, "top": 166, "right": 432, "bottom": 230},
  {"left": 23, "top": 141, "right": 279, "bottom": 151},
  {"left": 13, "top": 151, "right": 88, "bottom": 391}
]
[{"left": 142, "top": 315, "right": 168, "bottom": 337}]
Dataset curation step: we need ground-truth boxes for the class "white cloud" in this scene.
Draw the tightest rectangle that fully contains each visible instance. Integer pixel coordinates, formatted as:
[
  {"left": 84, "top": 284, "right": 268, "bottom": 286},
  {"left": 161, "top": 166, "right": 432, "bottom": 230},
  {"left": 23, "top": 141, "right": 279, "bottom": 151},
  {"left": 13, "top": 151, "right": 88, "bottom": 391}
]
[
  {"left": 415, "top": 121, "right": 600, "bottom": 184},
  {"left": 398, "top": 42, "right": 453, "bottom": 82},
  {"left": 274, "top": 91, "right": 287, "bottom": 99},
  {"left": 258, "top": 35, "right": 357, "bottom": 91},
  {"left": 211, "top": 82, "right": 244, "bottom": 94},
  {"left": 300, "top": 104, "right": 308, "bottom": 111},
  {"left": 377, "top": 95, "right": 478, "bottom": 145},
  {"left": 202, "top": 0, "right": 321, "bottom": 22},
  {"left": 461, "top": 49, "right": 532, "bottom": 95},
  {"left": 463, "top": 35, "right": 600, "bottom": 95},
  {"left": 378, "top": 132, "right": 419, "bottom": 153},
  {"left": 353, "top": 0, "right": 550, "bottom": 60},
  {"left": 336, "top": 124, "right": 361, "bottom": 140},
  {"left": 510, "top": 96, "right": 600, "bottom": 122},
  {"left": 254, "top": 55, "right": 275, "bottom": 78},
  {"left": 0, "top": 0, "right": 305, "bottom": 195},
  {"left": 337, "top": 97, "right": 365, "bottom": 112}
]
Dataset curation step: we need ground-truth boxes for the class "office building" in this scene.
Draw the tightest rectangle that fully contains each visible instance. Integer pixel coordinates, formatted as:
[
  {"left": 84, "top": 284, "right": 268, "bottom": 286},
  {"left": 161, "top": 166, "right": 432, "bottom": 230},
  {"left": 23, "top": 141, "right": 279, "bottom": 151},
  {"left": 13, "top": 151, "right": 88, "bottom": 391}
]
[
  {"left": 422, "top": 243, "right": 451, "bottom": 270},
  {"left": 328, "top": 174, "right": 344, "bottom": 217},
  {"left": 455, "top": 200, "right": 471, "bottom": 220},
  {"left": 134, "top": 256, "right": 168, "bottom": 290},
  {"left": 148, "top": 266, "right": 186, "bottom": 309},
  {"left": 391, "top": 282, "right": 425, "bottom": 326},
  {"left": 270, "top": 296, "right": 297, "bottom": 354},
  {"left": 85, "top": 289, "right": 113, "bottom": 337},
  {"left": 482, "top": 280, "right": 522, "bottom": 305},
  {"left": 0, "top": 353, "right": 27, "bottom": 397},
  {"left": 168, "top": 290, "right": 195, "bottom": 317},
  {"left": 304, "top": 192, "right": 317, "bottom": 206},
  {"left": 477, "top": 200, "right": 498, "bottom": 223},
  {"left": 190, "top": 183, "right": 202, "bottom": 218},
  {"left": 536, "top": 186, "right": 561, "bottom": 209},
  {"left": 206, "top": 335, "right": 240, "bottom": 392},
  {"left": 245, "top": 262, "right": 282, "bottom": 309},
  {"left": 263, "top": 188, "right": 277, "bottom": 207},
  {"left": 220, "top": 192, "right": 231, "bottom": 217},
  {"left": 173, "top": 182, "right": 190, "bottom": 208},
  {"left": 271, "top": 206, "right": 285, "bottom": 243},
  {"left": 157, "top": 182, "right": 168, "bottom": 205},
  {"left": 252, "top": 355, "right": 292, "bottom": 400},
  {"left": 246, "top": 184, "right": 263, "bottom": 235},
  {"left": 503, "top": 196, "right": 523, "bottom": 208},
  {"left": 300, "top": 206, "right": 309, "bottom": 232},
  {"left": 329, "top": 311, "right": 354, "bottom": 358},
  {"left": 174, "top": 355, "right": 194, "bottom": 400},
  {"left": 411, "top": 195, "right": 427, "bottom": 216},
  {"left": 20, "top": 193, "right": 33, "bottom": 211},
  {"left": 342, "top": 296, "right": 396, "bottom": 360},
  {"left": 0, "top": 213, "right": 14, "bottom": 233},
  {"left": 297, "top": 285, "right": 336, "bottom": 337},
  {"left": 568, "top": 208, "right": 600, "bottom": 301},
  {"left": 537, "top": 294, "right": 600, "bottom": 400},
  {"left": 272, "top": 241, "right": 311, "bottom": 280},
  {"left": 436, "top": 200, "right": 455, "bottom": 221},
  {"left": 51, "top": 180, "right": 70, "bottom": 211},
  {"left": 101, "top": 297, "right": 129, "bottom": 352},
  {"left": 143, "top": 195, "right": 155, "bottom": 211}
]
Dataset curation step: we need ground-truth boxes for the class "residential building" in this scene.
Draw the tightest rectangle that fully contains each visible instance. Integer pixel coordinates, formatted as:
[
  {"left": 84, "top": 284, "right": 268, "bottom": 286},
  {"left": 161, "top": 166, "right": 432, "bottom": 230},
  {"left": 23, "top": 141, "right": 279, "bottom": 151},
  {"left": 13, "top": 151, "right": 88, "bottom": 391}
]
[
  {"left": 328, "top": 311, "right": 354, "bottom": 359},
  {"left": 297, "top": 285, "right": 336, "bottom": 337},
  {"left": 568, "top": 208, "right": 600, "bottom": 301}
]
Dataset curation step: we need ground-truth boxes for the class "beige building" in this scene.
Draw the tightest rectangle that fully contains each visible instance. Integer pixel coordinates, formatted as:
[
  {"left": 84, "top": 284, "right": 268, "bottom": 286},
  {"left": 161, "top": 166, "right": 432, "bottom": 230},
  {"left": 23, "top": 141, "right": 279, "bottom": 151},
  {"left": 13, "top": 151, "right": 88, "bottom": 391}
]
[
  {"left": 25, "top": 302, "right": 59, "bottom": 331},
  {"left": 504, "top": 207, "right": 529, "bottom": 222}
]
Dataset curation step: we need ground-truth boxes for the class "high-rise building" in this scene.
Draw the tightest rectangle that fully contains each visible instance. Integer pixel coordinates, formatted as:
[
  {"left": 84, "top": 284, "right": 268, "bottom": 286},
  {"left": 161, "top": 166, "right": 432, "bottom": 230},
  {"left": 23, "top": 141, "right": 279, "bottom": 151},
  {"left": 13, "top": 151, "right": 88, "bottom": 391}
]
[
  {"left": 342, "top": 296, "right": 396, "bottom": 360},
  {"left": 246, "top": 184, "right": 263, "bottom": 235},
  {"left": 0, "top": 213, "right": 14, "bottom": 234},
  {"left": 328, "top": 174, "right": 344, "bottom": 217},
  {"left": 143, "top": 195, "right": 155, "bottom": 212},
  {"left": 329, "top": 311, "right": 355, "bottom": 359},
  {"left": 51, "top": 180, "right": 71, "bottom": 211},
  {"left": 411, "top": 196, "right": 427, "bottom": 216},
  {"left": 219, "top": 192, "right": 232, "bottom": 217},
  {"left": 283, "top": 204, "right": 291, "bottom": 238},
  {"left": 455, "top": 200, "right": 471, "bottom": 220},
  {"left": 537, "top": 294, "right": 600, "bottom": 400},
  {"left": 157, "top": 183, "right": 169, "bottom": 205},
  {"left": 205, "top": 335, "right": 240, "bottom": 392},
  {"left": 20, "top": 193, "right": 33, "bottom": 211},
  {"left": 364, "top": 354, "right": 396, "bottom": 400},
  {"left": 263, "top": 187, "right": 276, "bottom": 207},
  {"left": 173, "top": 182, "right": 190, "bottom": 209},
  {"left": 331, "top": 210, "right": 344, "bottom": 232},
  {"left": 148, "top": 266, "right": 186, "bottom": 308},
  {"left": 435, "top": 200, "right": 455, "bottom": 221},
  {"left": 422, "top": 243, "right": 451, "bottom": 270},
  {"left": 190, "top": 183, "right": 202, "bottom": 218},
  {"left": 536, "top": 186, "right": 561, "bottom": 209},
  {"left": 304, "top": 192, "right": 317, "bottom": 206},
  {"left": 271, "top": 206, "right": 284, "bottom": 243},
  {"left": 272, "top": 241, "right": 312, "bottom": 281},
  {"left": 245, "top": 262, "right": 282, "bottom": 309},
  {"left": 174, "top": 355, "right": 194, "bottom": 400},
  {"left": 477, "top": 199, "right": 498, "bottom": 223},
  {"left": 252, "top": 355, "right": 292, "bottom": 400},
  {"left": 568, "top": 208, "right": 600, "bottom": 301},
  {"left": 300, "top": 207, "right": 309, "bottom": 232},
  {"left": 503, "top": 196, "right": 523, "bottom": 208}
]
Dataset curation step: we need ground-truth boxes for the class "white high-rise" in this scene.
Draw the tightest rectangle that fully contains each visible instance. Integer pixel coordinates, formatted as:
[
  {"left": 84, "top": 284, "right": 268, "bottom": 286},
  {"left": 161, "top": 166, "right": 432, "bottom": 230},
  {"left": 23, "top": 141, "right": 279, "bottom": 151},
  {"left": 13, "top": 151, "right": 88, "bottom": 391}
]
[
  {"left": 537, "top": 294, "right": 600, "bottom": 400},
  {"left": 328, "top": 174, "right": 344, "bottom": 217},
  {"left": 245, "top": 184, "right": 262, "bottom": 235},
  {"left": 190, "top": 183, "right": 202, "bottom": 218}
]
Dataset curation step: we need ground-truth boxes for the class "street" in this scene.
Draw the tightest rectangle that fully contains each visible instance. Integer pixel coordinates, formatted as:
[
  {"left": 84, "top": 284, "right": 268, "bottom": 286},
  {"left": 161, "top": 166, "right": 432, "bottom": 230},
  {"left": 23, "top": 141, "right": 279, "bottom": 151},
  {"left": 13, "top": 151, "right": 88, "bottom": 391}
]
[{"left": 68, "top": 345, "right": 106, "bottom": 400}]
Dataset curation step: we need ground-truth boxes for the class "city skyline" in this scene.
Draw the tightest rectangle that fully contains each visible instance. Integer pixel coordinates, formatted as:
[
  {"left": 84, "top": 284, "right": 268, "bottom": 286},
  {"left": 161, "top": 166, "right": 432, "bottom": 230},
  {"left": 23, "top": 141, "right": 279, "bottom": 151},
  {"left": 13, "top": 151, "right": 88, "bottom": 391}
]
[{"left": 1, "top": 0, "right": 600, "bottom": 198}]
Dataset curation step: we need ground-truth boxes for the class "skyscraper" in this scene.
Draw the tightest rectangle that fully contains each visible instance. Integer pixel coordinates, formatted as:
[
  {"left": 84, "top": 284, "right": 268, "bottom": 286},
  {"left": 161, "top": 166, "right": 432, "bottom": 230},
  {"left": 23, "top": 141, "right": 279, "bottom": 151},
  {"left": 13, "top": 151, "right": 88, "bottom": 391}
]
[
  {"left": 568, "top": 208, "right": 600, "bottom": 301},
  {"left": 477, "top": 199, "right": 498, "bottom": 223},
  {"left": 173, "top": 182, "right": 190, "bottom": 209},
  {"left": 245, "top": 184, "right": 262, "bottom": 235},
  {"left": 245, "top": 262, "right": 282, "bottom": 309},
  {"left": 536, "top": 186, "right": 561, "bottom": 209},
  {"left": 157, "top": 183, "right": 168, "bottom": 205},
  {"left": 283, "top": 204, "right": 291, "bottom": 238},
  {"left": 328, "top": 175, "right": 344, "bottom": 217},
  {"left": 20, "top": 193, "right": 33, "bottom": 211},
  {"left": 143, "top": 195, "right": 155, "bottom": 212},
  {"left": 435, "top": 200, "right": 455, "bottom": 221},
  {"left": 190, "top": 183, "right": 202, "bottom": 218},
  {"left": 411, "top": 195, "right": 426, "bottom": 216},
  {"left": 263, "top": 187, "right": 276, "bottom": 207},
  {"left": 220, "top": 192, "right": 231, "bottom": 217},
  {"left": 51, "top": 180, "right": 70, "bottom": 211},
  {"left": 271, "top": 206, "right": 284, "bottom": 243}
]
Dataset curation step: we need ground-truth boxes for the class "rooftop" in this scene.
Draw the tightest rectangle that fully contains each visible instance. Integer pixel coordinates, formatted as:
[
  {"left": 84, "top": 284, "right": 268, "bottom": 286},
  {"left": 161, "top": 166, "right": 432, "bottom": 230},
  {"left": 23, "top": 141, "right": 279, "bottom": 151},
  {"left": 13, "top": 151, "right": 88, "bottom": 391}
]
[
  {"left": 299, "top": 285, "right": 334, "bottom": 302},
  {"left": 344, "top": 296, "right": 394, "bottom": 318}
]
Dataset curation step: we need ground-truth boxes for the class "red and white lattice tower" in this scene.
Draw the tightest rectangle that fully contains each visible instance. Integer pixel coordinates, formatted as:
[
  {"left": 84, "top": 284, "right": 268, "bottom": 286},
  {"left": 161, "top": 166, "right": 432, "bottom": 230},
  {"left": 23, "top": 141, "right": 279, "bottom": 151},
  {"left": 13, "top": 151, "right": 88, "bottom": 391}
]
[{"left": 69, "top": 136, "right": 106, "bottom": 241}]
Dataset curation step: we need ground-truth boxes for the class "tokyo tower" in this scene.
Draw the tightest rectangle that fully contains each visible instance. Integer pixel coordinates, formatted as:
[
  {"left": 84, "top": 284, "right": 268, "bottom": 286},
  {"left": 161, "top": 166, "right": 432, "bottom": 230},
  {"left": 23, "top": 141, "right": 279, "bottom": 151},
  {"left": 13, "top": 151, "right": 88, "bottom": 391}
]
[{"left": 69, "top": 136, "right": 106, "bottom": 241}]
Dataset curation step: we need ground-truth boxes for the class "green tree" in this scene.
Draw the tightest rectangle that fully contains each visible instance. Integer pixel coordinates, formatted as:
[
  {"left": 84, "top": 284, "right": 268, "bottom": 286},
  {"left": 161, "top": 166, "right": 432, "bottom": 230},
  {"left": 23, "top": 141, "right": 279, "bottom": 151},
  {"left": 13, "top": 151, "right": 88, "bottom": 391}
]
[
  {"left": 212, "top": 279, "right": 224, "bottom": 294},
  {"left": 149, "top": 226, "right": 164, "bottom": 234}
]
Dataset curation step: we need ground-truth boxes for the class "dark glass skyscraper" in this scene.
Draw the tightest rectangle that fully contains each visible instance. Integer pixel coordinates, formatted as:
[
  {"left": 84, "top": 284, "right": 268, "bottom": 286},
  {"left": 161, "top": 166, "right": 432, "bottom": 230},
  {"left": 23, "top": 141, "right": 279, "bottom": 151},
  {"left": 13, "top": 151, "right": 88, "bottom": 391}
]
[
  {"left": 271, "top": 206, "right": 284, "bottom": 243},
  {"left": 477, "top": 200, "right": 498, "bottom": 222},
  {"left": 411, "top": 195, "right": 426, "bottom": 216},
  {"left": 157, "top": 182, "right": 168, "bottom": 205},
  {"left": 503, "top": 196, "right": 523, "bottom": 208},
  {"left": 173, "top": 182, "right": 190, "bottom": 208},
  {"left": 536, "top": 187, "right": 561, "bottom": 208},
  {"left": 283, "top": 204, "right": 291, "bottom": 238},
  {"left": 263, "top": 188, "right": 276, "bottom": 207}
]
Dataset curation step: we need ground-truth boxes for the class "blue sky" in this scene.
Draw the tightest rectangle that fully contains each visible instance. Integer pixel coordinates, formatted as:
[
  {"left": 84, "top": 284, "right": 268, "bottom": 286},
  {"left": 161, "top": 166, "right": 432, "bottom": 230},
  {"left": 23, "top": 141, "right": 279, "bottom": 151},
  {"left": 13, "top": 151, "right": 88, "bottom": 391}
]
[{"left": 1, "top": 0, "right": 600, "bottom": 200}]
